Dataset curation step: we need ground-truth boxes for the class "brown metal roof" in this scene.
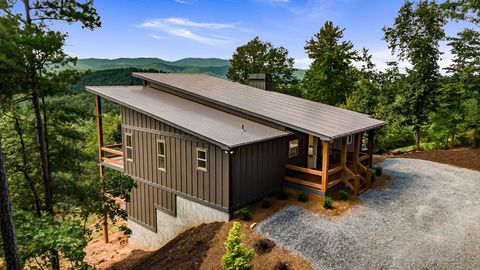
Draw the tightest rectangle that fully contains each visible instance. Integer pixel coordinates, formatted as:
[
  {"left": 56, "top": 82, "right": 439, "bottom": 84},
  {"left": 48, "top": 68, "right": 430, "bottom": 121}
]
[
  {"left": 133, "top": 73, "right": 385, "bottom": 140},
  {"left": 86, "top": 85, "right": 291, "bottom": 149}
]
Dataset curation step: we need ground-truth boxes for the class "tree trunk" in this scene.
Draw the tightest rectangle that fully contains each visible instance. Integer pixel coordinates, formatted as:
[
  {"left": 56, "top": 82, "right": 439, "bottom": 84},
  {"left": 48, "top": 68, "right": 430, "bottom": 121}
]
[
  {"left": 14, "top": 118, "right": 42, "bottom": 217},
  {"left": 415, "top": 125, "right": 421, "bottom": 151},
  {"left": 32, "top": 91, "right": 60, "bottom": 270},
  {"left": 0, "top": 140, "right": 21, "bottom": 270},
  {"left": 475, "top": 95, "right": 480, "bottom": 147},
  {"left": 23, "top": 1, "right": 60, "bottom": 269}
]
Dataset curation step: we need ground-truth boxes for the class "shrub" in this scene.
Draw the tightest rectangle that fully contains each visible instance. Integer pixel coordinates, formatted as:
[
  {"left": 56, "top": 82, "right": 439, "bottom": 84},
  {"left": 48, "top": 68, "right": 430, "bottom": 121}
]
[
  {"left": 278, "top": 189, "right": 288, "bottom": 200},
  {"left": 298, "top": 191, "right": 308, "bottom": 202},
  {"left": 239, "top": 208, "right": 252, "bottom": 221},
  {"left": 254, "top": 238, "right": 275, "bottom": 254},
  {"left": 274, "top": 261, "right": 289, "bottom": 270},
  {"left": 323, "top": 196, "right": 333, "bottom": 209},
  {"left": 222, "top": 222, "right": 255, "bottom": 270},
  {"left": 262, "top": 196, "right": 271, "bottom": 208},
  {"left": 373, "top": 165, "right": 383, "bottom": 176},
  {"left": 339, "top": 189, "right": 349, "bottom": 200}
]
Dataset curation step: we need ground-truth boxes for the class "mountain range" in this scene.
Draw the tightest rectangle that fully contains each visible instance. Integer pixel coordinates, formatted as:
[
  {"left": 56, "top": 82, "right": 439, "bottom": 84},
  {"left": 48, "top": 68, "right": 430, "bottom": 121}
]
[{"left": 67, "top": 57, "right": 306, "bottom": 79}]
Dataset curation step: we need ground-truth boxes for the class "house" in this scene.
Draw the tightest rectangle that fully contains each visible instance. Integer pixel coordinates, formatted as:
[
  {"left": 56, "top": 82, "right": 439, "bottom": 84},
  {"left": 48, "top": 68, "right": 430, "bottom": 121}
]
[{"left": 86, "top": 73, "right": 384, "bottom": 248}]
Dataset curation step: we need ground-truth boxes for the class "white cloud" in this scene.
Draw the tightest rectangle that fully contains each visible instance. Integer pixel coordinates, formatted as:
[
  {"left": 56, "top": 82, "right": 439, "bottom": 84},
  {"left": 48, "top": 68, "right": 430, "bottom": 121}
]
[
  {"left": 149, "top": 34, "right": 168, "bottom": 40},
  {"left": 139, "top": 17, "right": 241, "bottom": 46}
]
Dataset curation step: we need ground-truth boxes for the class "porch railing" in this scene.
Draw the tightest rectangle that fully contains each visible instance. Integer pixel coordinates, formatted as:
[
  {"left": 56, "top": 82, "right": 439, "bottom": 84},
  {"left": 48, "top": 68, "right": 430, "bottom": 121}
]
[{"left": 101, "top": 143, "right": 124, "bottom": 170}]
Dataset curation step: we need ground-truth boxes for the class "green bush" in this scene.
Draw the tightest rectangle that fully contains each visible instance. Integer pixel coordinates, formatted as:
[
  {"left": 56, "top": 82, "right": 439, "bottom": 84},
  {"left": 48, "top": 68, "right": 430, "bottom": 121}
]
[
  {"left": 323, "top": 196, "right": 333, "bottom": 209},
  {"left": 278, "top": 189, "right": 288, "bottom": 200},
  {"left": 262, "top": 196, "right": 271, "bottom": 208},
  {"left": 222, "top": 222, "right": 255, "bottom": 270},
  {"left": 239, "top": 208, "right": 252, "bottom": 221},
  {"left": 373, "top": 165, "right": 383, "bottom": 176},
  {"left": 339, "top": 189, "right": 349, "bottom": 200},
  {"left": 298, "top": 191, "right": 308, "bottom": 202}
]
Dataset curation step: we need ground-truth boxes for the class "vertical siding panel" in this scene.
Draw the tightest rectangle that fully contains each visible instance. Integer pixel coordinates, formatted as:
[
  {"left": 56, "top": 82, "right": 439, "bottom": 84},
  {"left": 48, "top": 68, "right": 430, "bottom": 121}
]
[
  {"left": 192, "top": 142, "right": 198, "bottom": 198},
  {"left": 223, "top": 152, "right": 229, "bottom": 208},
  {"left": 186, "top": 141, "right": 192, "bottom": 195},
  {"left": 215, "top": 148, "right": 222, "bottom": 205},
  {"left": 181, "top": 140, "right": 187, "bottom": 193},
  {"left": 175, "top": 138, "right": 181, "bottom": 191},
  {"left": 209, "top": 145, "right": 216, "bottom": 204}
]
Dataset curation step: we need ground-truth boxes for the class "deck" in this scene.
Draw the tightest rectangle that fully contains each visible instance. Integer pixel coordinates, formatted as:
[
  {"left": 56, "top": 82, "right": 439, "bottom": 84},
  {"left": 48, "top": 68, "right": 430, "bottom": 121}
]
[{"left": 101, "top": 144, "right": 124, "bottom": 172}]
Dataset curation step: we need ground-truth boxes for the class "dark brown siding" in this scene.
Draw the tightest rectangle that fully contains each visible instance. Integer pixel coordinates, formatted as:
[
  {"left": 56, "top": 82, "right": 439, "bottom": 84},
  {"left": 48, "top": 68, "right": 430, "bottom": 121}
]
[
  {"left": 230, "top": 137, "right": 289, "bottom": 211},
  {"left": 286, "top": 131, "right": 308, "bottom": 167},
  {"left": 122, "top": 107, "right": 230, "bottom": 229}
]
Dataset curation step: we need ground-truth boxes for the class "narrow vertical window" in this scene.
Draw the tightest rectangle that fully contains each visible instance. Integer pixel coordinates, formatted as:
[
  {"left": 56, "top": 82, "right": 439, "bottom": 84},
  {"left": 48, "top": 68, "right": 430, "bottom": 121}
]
[
  {"left": 289, "top": 139, "right": 299, "bottom": 157},
  {"left": 125, "top": 133, "right": 133, "bottom": 161},
  {"left": 197, "top": 148, "right": 207, "bottom": 171},
  {"left": 157, "top": 139, "right": 166, "bottom": 171},
  {"left": 347, "top": 135, "right": 353, "bottom": 145}
]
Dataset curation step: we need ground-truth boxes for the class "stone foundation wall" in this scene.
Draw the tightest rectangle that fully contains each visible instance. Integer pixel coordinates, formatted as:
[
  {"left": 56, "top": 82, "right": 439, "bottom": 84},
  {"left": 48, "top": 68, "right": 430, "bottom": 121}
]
[{"left": 128, "top": 196, "right": 229, "bottom": 249}]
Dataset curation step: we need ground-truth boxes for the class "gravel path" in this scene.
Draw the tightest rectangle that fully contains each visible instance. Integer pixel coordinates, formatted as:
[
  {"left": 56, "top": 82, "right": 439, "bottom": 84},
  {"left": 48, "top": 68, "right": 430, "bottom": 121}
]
[{"left": 256, "top": 158, "right": 480, "bottom": 270}]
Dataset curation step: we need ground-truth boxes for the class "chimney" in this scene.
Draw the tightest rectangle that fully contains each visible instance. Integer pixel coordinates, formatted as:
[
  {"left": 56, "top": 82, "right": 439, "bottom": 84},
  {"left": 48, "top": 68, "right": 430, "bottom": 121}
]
[{"left": 248, "top": 73, "right": 273, "bottom": 91}]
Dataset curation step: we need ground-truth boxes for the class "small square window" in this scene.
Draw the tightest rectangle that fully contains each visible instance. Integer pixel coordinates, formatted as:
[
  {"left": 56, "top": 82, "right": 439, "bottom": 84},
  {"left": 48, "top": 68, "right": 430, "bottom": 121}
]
[
  {"left": 289, "top": 139, "right": 299, "bottom": 157},
  {"left": 197, "top": 148, "right": 207, "bottom": 171},
  {"left": 125, "top": 134, "right": 133, "bottom": 161},
  {"left": 157, "top": 140, "right": 166, "bottom": 171}
]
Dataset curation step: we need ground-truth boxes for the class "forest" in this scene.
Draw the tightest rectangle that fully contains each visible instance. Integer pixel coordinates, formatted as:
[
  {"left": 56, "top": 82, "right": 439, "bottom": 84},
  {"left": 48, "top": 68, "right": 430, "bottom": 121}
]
[{"left": 0, "top": 0, "right": 478, "bottom": 269}]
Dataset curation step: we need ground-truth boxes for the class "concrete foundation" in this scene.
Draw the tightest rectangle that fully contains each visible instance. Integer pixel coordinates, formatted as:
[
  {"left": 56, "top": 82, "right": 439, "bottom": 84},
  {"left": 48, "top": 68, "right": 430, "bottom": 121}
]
[{"left": 128, "top": 196, "right": 229, "bottom": 249}]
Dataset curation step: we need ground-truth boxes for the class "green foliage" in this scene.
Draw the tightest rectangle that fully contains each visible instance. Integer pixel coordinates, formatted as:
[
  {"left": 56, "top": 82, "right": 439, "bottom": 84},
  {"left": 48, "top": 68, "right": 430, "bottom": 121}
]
[
  {"left": 261, "top": 197, "right": 271, "bottom": 208},
  {"left": 339, "top": 189, "right": 349, "bottom": 201},
  {"left": 222, "top": 222, "right": 255, "bottom": 270},
  {"left": 383, "top": 0, "right": 446, "bottom": 150},
  {"left": 298, "top": 191, "right": 308, "bottom": 202},
  {"left": 239, "top": 208, "right": 252, "bottom": 221},
  {"left": 302, "top": 21, "right": 359, "bottom": 106},
  {"left": 278, "top": 189, "right": 288, "bottom": 200},
  {"left": 227, "top": 36, "right": 298, "bottom": 94},
  {"left": 12, "top": 208, "right": 89, "bottom": 269},
  {"left": 323, "top": 196, "right": 333, "bottom": 209},
  {"left": 373, "top": 165, "right": 383, "bottom": 176}
]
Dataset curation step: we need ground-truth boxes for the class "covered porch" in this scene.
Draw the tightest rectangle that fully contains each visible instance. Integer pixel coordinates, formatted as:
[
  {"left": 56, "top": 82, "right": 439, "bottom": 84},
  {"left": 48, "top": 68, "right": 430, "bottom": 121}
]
[{"left": 284, "top": 131, "right": 375, "bottom": 195}]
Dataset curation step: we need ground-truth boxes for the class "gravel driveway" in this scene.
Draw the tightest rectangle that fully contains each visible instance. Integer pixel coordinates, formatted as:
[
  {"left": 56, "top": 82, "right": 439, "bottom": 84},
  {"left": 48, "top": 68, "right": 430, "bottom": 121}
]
[{"left": 256, "top": 158, "right": 480, "bottom": 270}]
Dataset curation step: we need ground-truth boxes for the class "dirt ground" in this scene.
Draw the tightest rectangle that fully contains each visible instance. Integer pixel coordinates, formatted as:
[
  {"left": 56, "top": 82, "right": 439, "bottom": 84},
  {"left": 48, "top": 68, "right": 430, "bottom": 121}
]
[
  {"left": 395, "top": 147, "right": 480, "bottom": 172},
  {"left": 107, "top": 222, "right": 223, "bottom": 270},
  {"left": 201, "top": 188, "right": 362, "bottom": 270}
]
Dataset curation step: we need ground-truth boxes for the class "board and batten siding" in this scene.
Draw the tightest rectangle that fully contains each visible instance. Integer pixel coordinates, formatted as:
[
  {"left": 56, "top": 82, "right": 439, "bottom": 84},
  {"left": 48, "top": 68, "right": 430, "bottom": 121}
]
[
  {"left": 230, "top": 137, "right": 290, "bottom": 211},
  {"left": 122, "top": 106, "right": 230, "bottom": 230}
]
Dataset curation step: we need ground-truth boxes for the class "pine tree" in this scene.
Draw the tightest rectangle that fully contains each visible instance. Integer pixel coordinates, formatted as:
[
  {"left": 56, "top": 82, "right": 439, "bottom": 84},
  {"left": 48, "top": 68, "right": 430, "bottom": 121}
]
[{"left": 222, "top": 222, "right": 255, "bottom": 270}]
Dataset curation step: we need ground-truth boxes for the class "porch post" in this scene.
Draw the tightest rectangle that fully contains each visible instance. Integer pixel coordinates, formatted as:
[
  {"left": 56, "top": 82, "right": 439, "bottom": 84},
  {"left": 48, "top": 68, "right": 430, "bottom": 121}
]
[
  {"left": 353, "top": 133, "right": 361, "bottom": 173},
  {"left": 95, "top": 95, "right": 109, "bottom": 243},
  {"left": 367, "top": 130, "right": 374, "bottom": 168},
  {"left": 321, "top": 141, "right": 329, "bottom": 191}
]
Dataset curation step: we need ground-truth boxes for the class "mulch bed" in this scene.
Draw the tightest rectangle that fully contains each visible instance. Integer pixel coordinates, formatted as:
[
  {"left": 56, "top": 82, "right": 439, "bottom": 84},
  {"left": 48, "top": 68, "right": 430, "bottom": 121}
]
[
  {"left": 395, "top": 147, "right": 480, "bottom": 172},
  {"left": 107, "top": 222, "right": 224, "bottom": 270}
]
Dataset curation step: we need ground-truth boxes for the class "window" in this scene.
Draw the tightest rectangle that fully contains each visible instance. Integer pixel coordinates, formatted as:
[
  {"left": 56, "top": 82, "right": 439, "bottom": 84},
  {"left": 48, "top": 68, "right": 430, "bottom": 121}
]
[
  {"left": 347, "top": 135, "right": 353, "bottom": 145},
  {"left": 125, "top": 133, "right": 133, "bottom": 161},
  {"left": 157, "top": 140, "right": 166, "bottom": 171},
  {"left": 197, "top": 148, "right": 207, "bottom": 171},
  {"left": 289, "top": 139, "right": 299, "bottom": 157}
]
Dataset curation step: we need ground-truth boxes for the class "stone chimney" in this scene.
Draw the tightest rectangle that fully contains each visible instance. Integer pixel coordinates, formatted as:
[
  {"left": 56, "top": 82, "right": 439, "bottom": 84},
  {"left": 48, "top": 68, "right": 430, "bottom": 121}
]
[{"left": 248, "top": 73, "right": 273, "bottom": 91}]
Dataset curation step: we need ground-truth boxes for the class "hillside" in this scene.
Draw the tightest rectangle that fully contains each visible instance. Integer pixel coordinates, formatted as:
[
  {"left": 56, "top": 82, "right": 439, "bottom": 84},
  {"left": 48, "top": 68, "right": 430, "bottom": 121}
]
[{"left": 65, "top": 57, "right": 305, "bottom": 79}]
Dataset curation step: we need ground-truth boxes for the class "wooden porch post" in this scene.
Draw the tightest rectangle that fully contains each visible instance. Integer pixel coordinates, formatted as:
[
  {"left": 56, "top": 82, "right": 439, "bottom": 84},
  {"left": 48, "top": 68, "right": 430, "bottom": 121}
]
[
  {"left": 367, "top": 130, "right": 374, "bottom": 168},
  {"left": 95, "top": 95, "right": 109, "bottom": 243},
  {"left": 353, "top": 133, "right": 361, "bottom": 173},
  {"left": 321, "top": 141, "right": 329, "bottom": 191}
]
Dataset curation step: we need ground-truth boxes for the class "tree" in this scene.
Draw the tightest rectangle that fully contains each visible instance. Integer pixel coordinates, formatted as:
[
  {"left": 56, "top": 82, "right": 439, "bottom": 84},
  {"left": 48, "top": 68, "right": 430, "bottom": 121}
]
[
  {"left": 227, "top": 37, "right": 298, "bottom": 95},
  {"left": 222, "top": 222, "right": 254, "bottom": 270},
  {"left": 0, "top": 140, "right": 21, "bottom": 270},
  {"left": 444, "top": 28, "right": 480, "bottom": 146},
  {"left": 302, "top": 21, "right": 359, "bottom": 106},
  {"left": 383, "top": 0, "right": 446, "bottom": 150}
]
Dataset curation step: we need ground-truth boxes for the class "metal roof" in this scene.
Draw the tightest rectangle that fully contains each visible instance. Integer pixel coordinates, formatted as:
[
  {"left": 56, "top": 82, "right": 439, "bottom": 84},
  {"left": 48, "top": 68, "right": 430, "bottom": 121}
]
[
  {"left": 86, "top": 85, "right": 291, "bottom": 149},
  {"left": 133, "top": 73, "right": 385, "bottom": 140}
]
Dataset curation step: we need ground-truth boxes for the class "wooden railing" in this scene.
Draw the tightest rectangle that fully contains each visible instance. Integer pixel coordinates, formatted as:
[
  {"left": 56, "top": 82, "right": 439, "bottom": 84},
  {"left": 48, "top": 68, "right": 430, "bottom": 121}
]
[
  {"left": 101, "top": 144, "right": 123, "bottom": 170},
  {"left": 285, "top": 164, "right": 346, "bottom": 191}
]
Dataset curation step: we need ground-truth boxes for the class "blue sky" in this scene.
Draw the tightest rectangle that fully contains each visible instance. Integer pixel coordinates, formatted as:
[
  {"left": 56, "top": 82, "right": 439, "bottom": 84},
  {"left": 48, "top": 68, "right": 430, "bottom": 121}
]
[{"left": 49, "top": 0, "right": 471, "bottom": 70}]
